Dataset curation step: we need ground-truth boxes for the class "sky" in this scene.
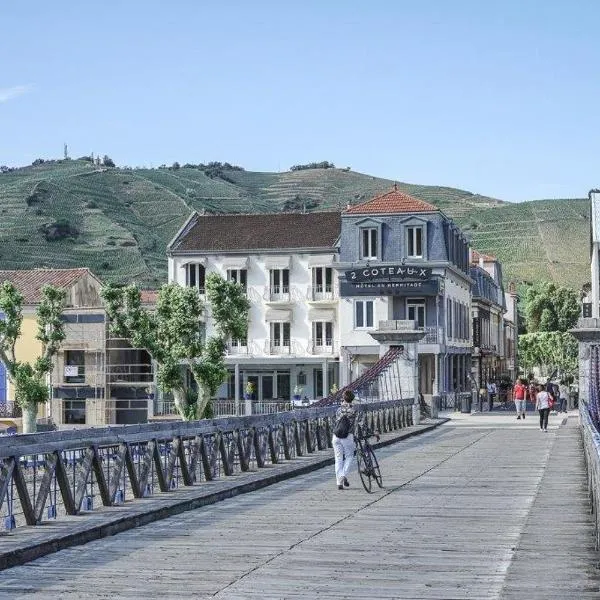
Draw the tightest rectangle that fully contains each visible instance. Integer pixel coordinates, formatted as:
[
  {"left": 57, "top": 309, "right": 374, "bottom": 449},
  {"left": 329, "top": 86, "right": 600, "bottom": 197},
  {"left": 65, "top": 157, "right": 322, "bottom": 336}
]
[{"left": 1, "top": 0, "right": 599, "bottom": 202}]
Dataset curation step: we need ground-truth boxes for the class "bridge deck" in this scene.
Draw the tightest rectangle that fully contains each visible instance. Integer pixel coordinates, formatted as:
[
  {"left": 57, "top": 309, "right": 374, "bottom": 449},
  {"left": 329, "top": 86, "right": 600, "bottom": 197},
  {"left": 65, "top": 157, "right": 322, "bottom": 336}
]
[{"left": 0, "top": 412, "right": 598, "bottom": 599}]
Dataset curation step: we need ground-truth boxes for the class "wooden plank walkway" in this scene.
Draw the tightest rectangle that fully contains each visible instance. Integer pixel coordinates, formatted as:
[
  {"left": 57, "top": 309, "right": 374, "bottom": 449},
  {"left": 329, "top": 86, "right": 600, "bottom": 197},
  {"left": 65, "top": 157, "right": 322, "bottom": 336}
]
[{"left": 0, "top": 411, "right": 598, "bottom": 599}]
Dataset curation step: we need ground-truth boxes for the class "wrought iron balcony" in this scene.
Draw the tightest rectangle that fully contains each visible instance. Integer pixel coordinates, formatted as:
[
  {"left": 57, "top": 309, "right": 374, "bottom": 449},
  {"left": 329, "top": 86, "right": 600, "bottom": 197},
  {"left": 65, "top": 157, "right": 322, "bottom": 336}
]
[
  {"left": 263, "top": 285, "right": 291, "bottom": 302},
  {"left": 418, "top": 326, "right": 443, "bottom": 344},
  {"left": 309, "top": 338, "right": 335, "bottom": 355},
  {"left": 264, "top": 339, "right": 292, "bottom": 355},
  {"left": 307, "top": 285, "right": 337, "bottom": 302}
]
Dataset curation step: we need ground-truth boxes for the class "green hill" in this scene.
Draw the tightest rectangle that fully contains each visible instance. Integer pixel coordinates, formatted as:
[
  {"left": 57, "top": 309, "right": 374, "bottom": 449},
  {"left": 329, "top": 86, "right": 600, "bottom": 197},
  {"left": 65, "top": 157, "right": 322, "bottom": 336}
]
[{"left": 0, "top": 160, "right": 589, "bottom": 289}]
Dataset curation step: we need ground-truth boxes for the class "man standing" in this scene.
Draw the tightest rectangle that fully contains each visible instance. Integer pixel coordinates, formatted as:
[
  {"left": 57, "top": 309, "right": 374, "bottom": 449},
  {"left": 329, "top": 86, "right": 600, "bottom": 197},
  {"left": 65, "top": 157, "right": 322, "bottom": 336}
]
[{"left": 513, "top": 378, "right": 527, "bottom": 420}]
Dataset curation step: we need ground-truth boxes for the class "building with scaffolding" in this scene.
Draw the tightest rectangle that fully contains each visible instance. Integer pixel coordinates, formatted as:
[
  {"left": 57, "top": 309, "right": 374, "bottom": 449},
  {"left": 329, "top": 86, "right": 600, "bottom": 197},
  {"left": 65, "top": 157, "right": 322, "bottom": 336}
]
[{"left": 0, "top": 269, "right": 155, "bottom": 429}]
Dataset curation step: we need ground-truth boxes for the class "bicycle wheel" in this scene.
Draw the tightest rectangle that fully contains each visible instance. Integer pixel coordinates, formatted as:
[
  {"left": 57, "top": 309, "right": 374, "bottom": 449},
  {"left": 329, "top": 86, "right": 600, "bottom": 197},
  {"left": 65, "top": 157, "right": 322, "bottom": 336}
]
[
  {"left": 356, "top": 442, "right": 372, "bottom": 493},
  {"left": 365, "top": 444, "right": 382, "bottom": 488}
]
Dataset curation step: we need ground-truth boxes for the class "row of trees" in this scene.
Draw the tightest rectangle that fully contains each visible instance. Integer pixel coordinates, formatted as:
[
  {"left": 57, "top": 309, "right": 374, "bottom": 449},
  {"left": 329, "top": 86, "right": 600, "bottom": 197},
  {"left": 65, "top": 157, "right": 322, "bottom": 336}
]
[
  {"left": 290, "top": 161, "right": 335, "bottom": 171},
  {"left": 0, "top": 274, "right": 250, "bottom": 432}
]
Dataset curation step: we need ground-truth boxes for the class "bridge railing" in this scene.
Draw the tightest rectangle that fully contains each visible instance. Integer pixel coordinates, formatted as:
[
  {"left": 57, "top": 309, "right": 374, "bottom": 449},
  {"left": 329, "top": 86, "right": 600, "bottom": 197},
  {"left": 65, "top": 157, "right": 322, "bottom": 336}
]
[
  {"left": 0, "top": 398, "right": 413, "bottom": 533},
  {"left": 580, "top": 401, "right": 600, "bottom": 550}
]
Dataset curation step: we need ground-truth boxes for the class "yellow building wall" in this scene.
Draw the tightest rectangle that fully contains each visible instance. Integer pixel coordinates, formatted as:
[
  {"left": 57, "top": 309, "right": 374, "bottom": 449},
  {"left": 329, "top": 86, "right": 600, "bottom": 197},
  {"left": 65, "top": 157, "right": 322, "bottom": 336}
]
[{"left": 8, "top": 314, "right": 45, "bottom": 417}]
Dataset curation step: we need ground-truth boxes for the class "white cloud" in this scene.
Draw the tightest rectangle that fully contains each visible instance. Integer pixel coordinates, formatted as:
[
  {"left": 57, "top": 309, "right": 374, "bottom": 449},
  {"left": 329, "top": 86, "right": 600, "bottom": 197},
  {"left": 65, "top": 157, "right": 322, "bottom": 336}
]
[{"left": 0, "top": 85, "right": 33, "bottom": 103}]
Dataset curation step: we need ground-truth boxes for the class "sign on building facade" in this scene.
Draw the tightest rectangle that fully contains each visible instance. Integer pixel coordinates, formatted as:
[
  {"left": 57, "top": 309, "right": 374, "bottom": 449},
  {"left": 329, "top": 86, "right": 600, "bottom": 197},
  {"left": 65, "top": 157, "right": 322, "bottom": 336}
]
[{"left": 341, "top": 265, "right": 438, "bottom": 297}]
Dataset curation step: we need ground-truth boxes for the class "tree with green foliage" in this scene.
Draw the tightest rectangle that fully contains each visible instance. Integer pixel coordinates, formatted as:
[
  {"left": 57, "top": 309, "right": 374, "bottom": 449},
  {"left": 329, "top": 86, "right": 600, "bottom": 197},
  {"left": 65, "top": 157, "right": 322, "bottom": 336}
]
[
  {"left": 101, "top": 274, "right": 250, "bottom": 420},
  {"left": 523, "top": 282, "right": 579, "bottom": 333},
  {"left": 518, "top": 331, "right": 578, "bottom": 380},
  {"left": 103, "top": 155, "right": 115, "bottom": 168},
  {"left": 0, "top": 282, "right": 66, "bottom": 433},
  {"left": 290, "top": 161, "right": 335, "bottom": 171},
  {"left": 519, "top": 282, "right": 579, "bottom": 380}
]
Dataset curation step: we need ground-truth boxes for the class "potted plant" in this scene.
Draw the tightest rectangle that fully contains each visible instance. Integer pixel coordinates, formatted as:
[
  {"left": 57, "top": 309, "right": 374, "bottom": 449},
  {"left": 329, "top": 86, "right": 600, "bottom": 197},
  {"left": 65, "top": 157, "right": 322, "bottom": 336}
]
[
  {"left": 293, "top": 384, "right": 303, "bottom": 402},
  {"left": 244, "top": 381, "right": 255, "bottom": 401}
]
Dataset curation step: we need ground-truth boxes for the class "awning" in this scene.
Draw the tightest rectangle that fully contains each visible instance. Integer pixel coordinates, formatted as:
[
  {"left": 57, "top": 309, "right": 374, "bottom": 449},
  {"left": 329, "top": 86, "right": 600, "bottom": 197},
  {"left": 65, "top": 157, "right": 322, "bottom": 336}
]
[
  {"left": 263, "top": 256, "right": 291, "bottom": 269},
  {"left": 308, "top": 308, "right": 336, "bottom": 322},
  {"left": 308, "top": 254, "right": 336, "bottom": 267},
  {"left": 221, "top": 256, "right": 249, "bottom": 269},
  {"left": 181, "top": 257, "right": 207, "bottom": 266},
  {"left": 265, "top": 308, "right": 292, "bottom": 321}
]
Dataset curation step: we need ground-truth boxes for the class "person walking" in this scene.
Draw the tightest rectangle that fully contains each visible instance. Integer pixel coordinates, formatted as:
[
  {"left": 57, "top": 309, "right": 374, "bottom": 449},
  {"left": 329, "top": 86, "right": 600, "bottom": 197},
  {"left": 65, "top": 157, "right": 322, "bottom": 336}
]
[
  {"left": 513, "top": 378, "right": 527, "bottom": 420},
  {"left": 536, "top": 384, "right": 551, "bottom": 432},
  {"left": 528, "top": 380, "right": 537, "bottom": 409},
  {"left": 558, "top": 380, "right": 569, "bottom": 413},
  {"left": 332, "top": 390, "right": 362, "bottom": 490},
  {"left": 487, "top": 381, "right": 496, "bottom": 411}
]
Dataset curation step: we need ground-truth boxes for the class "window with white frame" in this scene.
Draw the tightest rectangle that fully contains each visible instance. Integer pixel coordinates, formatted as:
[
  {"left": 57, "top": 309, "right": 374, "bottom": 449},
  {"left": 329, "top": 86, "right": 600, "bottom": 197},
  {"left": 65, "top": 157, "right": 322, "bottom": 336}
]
[
  {"left": 406, "top": 298, "right": 426, "bottom": 328},
  {"left": 312, "top": 267, "right": 332, "bottom": 294},
  {"left": 312, "top": 321, "right": 333, "bottom": 347},
  {"left": 228, "top": 335, "right": 248, "bottom": 349},
  {"left": 185, "top": 263, "right": 205, "bottom": 292},
  {"left": 227, "top": 268, "right": 247, "bottom": 290},
  {"left": 360, "top": 228, "right": 378, "bottom": 260},
  {"left": 269, "top": 269, "right": 289, "bottom": 294},
  {"left": 355, "top": 300, "right": 374, "bottom": 329},
  {"left": 270, "top": 322, "right": 290, "bottom": 347},
  {"left": 407, "top": 226, "right": 423, "bottom": 258}
]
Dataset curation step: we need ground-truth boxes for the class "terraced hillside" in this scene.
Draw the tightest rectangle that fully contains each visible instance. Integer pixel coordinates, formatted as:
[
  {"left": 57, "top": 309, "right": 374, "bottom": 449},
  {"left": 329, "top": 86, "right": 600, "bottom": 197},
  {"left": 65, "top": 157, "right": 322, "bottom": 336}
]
[{"left": 0, "top": 160, "right": 589, "bottom": 289}]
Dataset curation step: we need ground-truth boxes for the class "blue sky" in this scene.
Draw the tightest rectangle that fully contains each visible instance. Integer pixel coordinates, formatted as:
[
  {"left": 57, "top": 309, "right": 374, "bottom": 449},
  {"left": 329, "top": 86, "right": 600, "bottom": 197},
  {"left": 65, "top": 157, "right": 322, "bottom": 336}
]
[{"left": 1, "top": 0, "right": 598, "bottom": 201}]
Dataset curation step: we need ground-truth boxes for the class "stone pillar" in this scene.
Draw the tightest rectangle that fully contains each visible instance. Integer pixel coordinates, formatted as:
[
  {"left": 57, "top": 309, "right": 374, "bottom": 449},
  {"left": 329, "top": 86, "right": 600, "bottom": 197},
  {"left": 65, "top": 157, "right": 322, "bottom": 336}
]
[{"left": 322, "top": 359, "right": 328, "bottom": 399}]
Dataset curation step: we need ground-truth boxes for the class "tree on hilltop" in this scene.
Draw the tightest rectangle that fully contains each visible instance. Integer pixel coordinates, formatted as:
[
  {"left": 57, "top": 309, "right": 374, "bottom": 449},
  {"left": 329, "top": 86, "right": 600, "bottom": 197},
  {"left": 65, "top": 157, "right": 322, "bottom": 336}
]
[
  {"left": 101, "top": 275, "right": 250, "bottom": 420},
  {"left": 290, "top": 161, "right": 335, "bottom": 171},
  {"left": 103, "top": 155, "right": 116, "bottom": 167}
]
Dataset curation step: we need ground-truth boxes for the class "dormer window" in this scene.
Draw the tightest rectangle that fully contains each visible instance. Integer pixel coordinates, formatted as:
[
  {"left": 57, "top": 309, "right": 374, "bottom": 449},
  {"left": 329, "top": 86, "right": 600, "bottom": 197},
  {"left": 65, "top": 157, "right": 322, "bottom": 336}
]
[
  {"left": 407, "top": 226, "right": 423, "bottom": 258},
  {"left": 361, "top": 228, "right": 378, "bottom": 260}
]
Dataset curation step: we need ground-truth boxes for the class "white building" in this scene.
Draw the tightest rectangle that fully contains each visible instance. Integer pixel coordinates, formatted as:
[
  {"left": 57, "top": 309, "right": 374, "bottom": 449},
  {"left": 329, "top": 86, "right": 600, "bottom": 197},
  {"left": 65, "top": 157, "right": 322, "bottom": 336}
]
[{"left": 167, "top": 212, "right": 342, "bottom": 406}]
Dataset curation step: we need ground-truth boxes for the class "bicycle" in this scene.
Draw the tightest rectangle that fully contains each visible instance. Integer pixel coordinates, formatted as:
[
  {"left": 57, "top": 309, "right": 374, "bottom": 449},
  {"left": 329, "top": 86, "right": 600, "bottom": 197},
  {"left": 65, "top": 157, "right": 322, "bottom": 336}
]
[{"left": 355, "top": 429, "right": 382, "bottom": 493}]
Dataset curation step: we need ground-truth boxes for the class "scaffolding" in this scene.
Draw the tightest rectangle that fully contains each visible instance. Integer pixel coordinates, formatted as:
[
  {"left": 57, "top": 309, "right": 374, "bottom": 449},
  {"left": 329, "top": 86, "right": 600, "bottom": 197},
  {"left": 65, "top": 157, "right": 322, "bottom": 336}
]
[{"left": 50, "top": 309, "right": 155, "bottom": 428}]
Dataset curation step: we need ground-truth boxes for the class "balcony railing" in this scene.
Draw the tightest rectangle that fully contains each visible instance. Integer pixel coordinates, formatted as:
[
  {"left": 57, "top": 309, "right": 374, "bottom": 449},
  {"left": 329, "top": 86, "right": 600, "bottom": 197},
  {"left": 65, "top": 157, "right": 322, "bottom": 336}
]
[
  {"left": 226, "top": 340, "right": 250, "bottom": 355},
  {"left": 418, "top": 326, "right": 443, "bottom": 344},
  {"left": 309, "top": 338, "right": 335, "bottom": 355},
  {"left": 264, "top": 285, "right": 291, "bottom": 302},
  {"left": 307, "top": 285, "right": 336, "bottom": 302},
  {"left": 265, "top": 339, "right": 292, "bottom": 355}
]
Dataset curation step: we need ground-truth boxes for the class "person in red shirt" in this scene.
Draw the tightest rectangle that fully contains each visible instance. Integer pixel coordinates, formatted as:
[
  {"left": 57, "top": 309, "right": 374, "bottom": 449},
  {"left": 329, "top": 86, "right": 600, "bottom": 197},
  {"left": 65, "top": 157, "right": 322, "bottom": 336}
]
[{"left": 513, "top": 378, "right": 527, "bottom": 420}]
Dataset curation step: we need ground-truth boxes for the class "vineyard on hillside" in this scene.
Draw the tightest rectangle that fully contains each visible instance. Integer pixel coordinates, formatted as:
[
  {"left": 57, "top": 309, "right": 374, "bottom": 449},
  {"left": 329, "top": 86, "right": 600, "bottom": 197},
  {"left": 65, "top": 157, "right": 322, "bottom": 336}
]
[{"left": 0, "top": 160, "right": 590, "bottom": 289}]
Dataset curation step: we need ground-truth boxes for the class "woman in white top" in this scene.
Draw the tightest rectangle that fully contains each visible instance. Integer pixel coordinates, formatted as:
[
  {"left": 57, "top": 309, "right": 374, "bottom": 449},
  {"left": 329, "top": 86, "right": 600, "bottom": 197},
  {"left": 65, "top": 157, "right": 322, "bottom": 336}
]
[{"left": 535, "top": 384, "right": 551, "bottom": 432}]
